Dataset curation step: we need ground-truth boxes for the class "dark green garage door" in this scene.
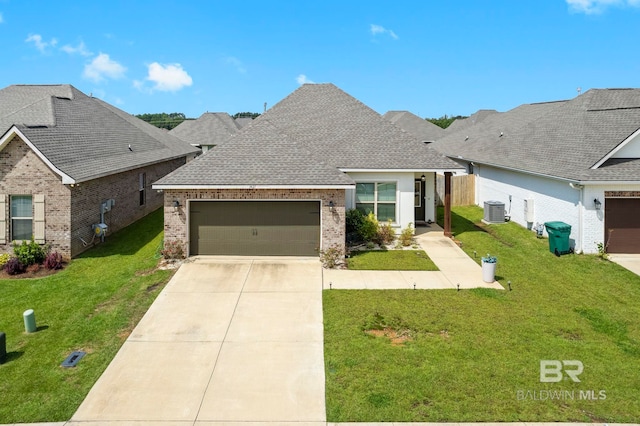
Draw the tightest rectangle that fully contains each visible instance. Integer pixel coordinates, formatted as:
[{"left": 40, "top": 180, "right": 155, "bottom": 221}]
[{"left": 189, "top": 201, "right": 320, "bottom": 256}]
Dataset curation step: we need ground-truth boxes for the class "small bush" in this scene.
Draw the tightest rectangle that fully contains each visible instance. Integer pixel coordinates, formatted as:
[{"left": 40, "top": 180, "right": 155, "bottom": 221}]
[
  {"left": 4, "top": 257, "right": 25, "bottom": 275},
  {"left": 346, "top": 209, "right": 365, "bottom": 235},
  {"left": 13, "top": 238, "right": 47, "bottom": 266},
  {"left": 319, "top": 244, "right": 345, "bottom": 269},
  {"left": 161, "top": 240, "right": 185, "bottom": 260},
  {"left": 398, "top": 222, "right": 414, "bottom": 247},
  {"left": 0, "top": 253, "right": 10, "bottom": 269},
  {"left": 44, "top": 251, "right": 64, "bottom": 270},
  {"left": 375, "top": 220, "right": 395, "bottom": 245},
  {"left": 358, "top": 213, "right": 379, "bottom": 242}
]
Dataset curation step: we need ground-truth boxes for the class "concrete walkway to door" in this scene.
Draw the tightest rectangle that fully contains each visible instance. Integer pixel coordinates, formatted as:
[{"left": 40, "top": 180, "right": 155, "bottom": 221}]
[{"left": 70, "top": 258, "right": 326, "bottom": 425}]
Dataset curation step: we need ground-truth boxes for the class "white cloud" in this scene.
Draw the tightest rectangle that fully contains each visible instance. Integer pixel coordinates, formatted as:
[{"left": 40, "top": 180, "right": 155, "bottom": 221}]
[
  {"left": 225, "top": 56, "right": 247, "bottom": 74},
  {"left": 61, "top": 41, "right": 92, "bottom": 57},
  {"left": 296, "top": 74, "right": 314, "bottom": 85},
  {"left": 0, "top": 13, "right": 4, "bottom": 24},
  {"left": 25, "top": 34, "right": 58, "bottom": 53},
  {"left": 566, "top": 0, "right": 640, "bottom": 13},
  {"left": 370, "top": 24, "right": 398, "bottom": 40},
  {"left": 141, "top": 62, "right": 193, "bottom": 92},
  {"left": 83, "top": 53, "right": 126, "bottom": 82}
]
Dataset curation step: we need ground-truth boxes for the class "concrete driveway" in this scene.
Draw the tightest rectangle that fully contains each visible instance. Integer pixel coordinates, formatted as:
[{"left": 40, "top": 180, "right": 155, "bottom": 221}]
[
  {"left": 608, "top": 253, "right": 640, "bottom": 276},
  {"left": 71, "top": 258, "right": 325, "bottom": 425}
]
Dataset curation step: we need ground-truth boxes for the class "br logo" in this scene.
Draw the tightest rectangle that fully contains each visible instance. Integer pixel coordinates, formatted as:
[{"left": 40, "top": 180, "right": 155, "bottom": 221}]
[{"left": 540, "top": 360, "right": 583, "bottom": 383}]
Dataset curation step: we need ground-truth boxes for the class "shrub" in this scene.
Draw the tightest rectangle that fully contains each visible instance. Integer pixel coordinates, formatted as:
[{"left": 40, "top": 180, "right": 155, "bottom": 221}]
[
  {"left": 13, "top": 238, "right": 47, "bottom": 266},
  {"left": 398, "top": 222, "right": 414, "bottom": 247},
  {"left": 0, "top": 253, "right": 10, "bottom": 269},
  {"left": 4, "top": 257, "right": 25, "bottom": 275},
  {"left": 358, "top": 213, "right": 379, "bottom": 242},
  {"left": 346, "top": 209, "right": 365, "bottom": 235},
  {"left": 26, "top": 263, "right": 41, "bottom": 274},
  {"left": 161, "top": 240, "right": 185, "bottom": 260},
  {"left": 319, "top": 244, "right": 344, "bottom": 269},
  {"left": 375, "top": 220, "right": 395, "bottom": 245},
  {"left": 44, "top": 251, "right": 64, "bottom": 270}
]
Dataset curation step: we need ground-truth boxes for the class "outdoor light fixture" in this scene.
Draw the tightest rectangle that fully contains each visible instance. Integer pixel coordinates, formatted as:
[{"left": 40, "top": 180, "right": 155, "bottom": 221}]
[
  {"left": 594, "top": 198, "right": 602, "bottom": 210},
  {"left": 328, "top": 200, "right": 335, "bottom": 212},
  {"left": 421, "top": 174, "right": 426, "bottom": 182},
  {"left": 172, "top": 200, "right": 180, "bottom": 208}
]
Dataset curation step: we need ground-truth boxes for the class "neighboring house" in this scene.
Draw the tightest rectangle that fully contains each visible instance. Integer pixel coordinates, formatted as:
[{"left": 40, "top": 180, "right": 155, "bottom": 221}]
[
  {"left": 383, "top": 110, "right": 445, "bottom": 142},
  {"left": 434, "top": 88, "right": 640, "bottom": 254},
  {"left": 154, "top": 83, "right": 464, "bottom": 257},
  {"left": 0, "top": 84, "right": 199, "bottom": 258},
  {"left": 169, "top": 112, "right": 241, "bottom": 152}
]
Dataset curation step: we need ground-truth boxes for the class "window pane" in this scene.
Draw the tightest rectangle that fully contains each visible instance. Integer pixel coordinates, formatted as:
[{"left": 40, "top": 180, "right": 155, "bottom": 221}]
[
  {"left": 356, "top": 203, "right": 374, "bottom": 216},
  {"left": 355, "top": 183, "right": 375, "bottom": 202},
  {"left": 12, "top": 219, "right": 32, "bottom": 240},
  {"left": 377, "top": 183, "right": 396, "bottom": 202},
  {"left": 377, "top": 203, "right": 396, "bottom": 222},
  {"left": 11, "top": 196, "right": 32, "bottom": 218}
]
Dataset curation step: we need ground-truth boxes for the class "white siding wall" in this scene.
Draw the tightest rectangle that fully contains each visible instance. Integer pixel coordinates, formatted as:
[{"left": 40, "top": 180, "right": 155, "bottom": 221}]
[
  {"left": 345, "top": 172, "right": 419, "bottom": 231},
  {"left": 423, "top": 172, "right": 436, "bottom": 222},
  {"left": 612, "top": 131, "right": 640, "bottom": 158},
  {"left": 475, "top": 165, "right": 582, "bottom": 250}
]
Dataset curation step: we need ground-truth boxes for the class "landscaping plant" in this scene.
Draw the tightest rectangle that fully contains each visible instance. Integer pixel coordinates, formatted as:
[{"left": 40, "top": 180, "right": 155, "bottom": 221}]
[{"left": 12, "top": 238, "right": 47, "bottom": 266}]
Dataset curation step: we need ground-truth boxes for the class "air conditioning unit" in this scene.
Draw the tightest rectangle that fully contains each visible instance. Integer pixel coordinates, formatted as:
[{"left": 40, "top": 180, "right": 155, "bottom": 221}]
[{"left": 484, "top": 201, "right": 505, "bottom": 223}]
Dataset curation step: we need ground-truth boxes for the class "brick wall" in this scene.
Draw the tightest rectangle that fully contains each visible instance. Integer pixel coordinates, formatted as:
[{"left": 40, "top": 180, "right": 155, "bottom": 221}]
[
  {"left": 163, "top": 188, "right": 346, "bottom": 256},
  {"left": 0, "top": 135, "right": 71, "bottom": 256},
  {"left": 70, "top": 158, "right": 186, "bottom": 256}
]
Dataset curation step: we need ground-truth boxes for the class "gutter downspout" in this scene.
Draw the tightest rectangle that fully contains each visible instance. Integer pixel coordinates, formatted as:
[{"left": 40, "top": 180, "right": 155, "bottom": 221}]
[{"left": 569, "top": 182, "right": 584, "bottom": 253}]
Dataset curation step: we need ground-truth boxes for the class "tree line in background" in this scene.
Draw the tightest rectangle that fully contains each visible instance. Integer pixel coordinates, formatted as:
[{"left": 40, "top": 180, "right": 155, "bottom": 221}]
[
  {"left": 136, "top": 111, "right": 262, "bottom": 130},
  {"left": 136, "top": 111, "right": 464, "bottom": 131},
  {"left": 426, "top": 114, "right": 467, "bottom": 129}
]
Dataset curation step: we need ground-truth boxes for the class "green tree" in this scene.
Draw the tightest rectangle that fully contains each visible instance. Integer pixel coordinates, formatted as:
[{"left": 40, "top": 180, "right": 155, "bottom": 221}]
[
  {"left": 135, "top": 112, "right": 189, "bottom": 130},
  {"left": 426, "top": 114, "right": 467, "bottom": 129},
  {"left": 232, "top": 112, "right": 261, "bottom": 119}
]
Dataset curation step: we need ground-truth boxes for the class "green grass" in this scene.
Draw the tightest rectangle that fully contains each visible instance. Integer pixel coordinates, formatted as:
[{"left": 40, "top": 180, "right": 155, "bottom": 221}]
[
  {"left": 324, "top": 205, "right": 640, "bottom": 422},
  {"left": 347, "top": 250, "right": 439, "bottom": 271},
  {"left": 0, "top": 208, "right": 173, "bottom": 423}
]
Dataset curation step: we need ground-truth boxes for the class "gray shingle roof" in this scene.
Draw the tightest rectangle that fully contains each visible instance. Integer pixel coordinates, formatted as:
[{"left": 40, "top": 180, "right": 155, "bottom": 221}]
[
  {"left": 0, "top": 84, "right": 199, "bottom": 183},
  {"left": 155, "top": 119, "right": 354, "bottom": 186},
  {"left": 169, "top": 112, "right": 240, "bottom": 147},
  {"left": 383, "top": 110, "right": 445, "bottom": 142},
  {"left": 156, "top": 84, "right": 463, "bottom": 187},
  {"left": 434, "top": 89, "right": 640, "bottom": 182},
  {"left": 445, "top": 109, "right": 499, "bottom": 133}
]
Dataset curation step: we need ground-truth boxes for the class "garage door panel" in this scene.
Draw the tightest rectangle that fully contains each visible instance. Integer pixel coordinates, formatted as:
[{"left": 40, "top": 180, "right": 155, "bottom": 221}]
[
  {"left": 189, "top": 201, "right": 320, "bottom": 256},
  {"left": 605, "top": 198, "right": 640, "bottom": 253}
]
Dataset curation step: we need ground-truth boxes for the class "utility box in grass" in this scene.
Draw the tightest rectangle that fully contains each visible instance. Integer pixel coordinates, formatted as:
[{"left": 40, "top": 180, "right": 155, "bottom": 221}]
[{"left": 544, "top": 221, "right": 573, "bottom": 256}]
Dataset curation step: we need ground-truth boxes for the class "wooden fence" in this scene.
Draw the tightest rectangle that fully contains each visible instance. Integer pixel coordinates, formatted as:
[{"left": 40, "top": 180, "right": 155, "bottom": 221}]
[{"left": 435, "top": 174, "right": 475, "bottom": 206}]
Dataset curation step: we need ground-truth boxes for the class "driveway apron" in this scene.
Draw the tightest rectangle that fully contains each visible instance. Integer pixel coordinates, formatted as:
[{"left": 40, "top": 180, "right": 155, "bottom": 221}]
[{"left": 71, "top": 258, "right": 326, "bottom": 424}]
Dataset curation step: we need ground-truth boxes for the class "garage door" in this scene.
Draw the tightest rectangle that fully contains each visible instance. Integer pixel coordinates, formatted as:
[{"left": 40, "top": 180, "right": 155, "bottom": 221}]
[
  {"left": 189, "top": 201, "right": 320, "bottom": 256},
  {"left": 605, "top": 198, "right": 640, "bottom": 253}
]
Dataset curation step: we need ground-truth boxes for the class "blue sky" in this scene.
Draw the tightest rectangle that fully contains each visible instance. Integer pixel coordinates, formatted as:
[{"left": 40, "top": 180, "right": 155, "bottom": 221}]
[{"left": 1, "top": 0, "right": 639, "bottom": 119}]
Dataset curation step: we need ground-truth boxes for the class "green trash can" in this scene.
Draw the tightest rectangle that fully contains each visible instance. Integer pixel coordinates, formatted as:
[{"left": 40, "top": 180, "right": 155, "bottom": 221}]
[{"left": 544, "top": 221, "right": 573, "bottom": 256}]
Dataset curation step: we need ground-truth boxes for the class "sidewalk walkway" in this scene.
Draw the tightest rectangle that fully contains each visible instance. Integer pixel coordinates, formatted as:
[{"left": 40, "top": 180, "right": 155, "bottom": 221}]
[{"left": 323, "top": 224, "right": 503, "bottom": 290}]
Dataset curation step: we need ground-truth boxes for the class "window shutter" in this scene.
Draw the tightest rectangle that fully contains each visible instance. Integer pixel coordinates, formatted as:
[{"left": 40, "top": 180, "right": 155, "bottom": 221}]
[
  {"left": 0, "top": 194, "right": 5, "bottom": 244},
  {"left": 34, "top": 194, "right": 45, "bottom": 244}
]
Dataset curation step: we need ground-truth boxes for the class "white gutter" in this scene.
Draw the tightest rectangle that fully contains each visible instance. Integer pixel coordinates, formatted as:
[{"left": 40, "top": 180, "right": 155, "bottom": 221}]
[
  {"left": 152, "top": 184, "right": 355, "bottom": 190},
  {"left": 339, "top": 168, "right": 464, "bottom": 174},
  {"left": 569, "top": 182, "right": 584, "bottom": 254}
]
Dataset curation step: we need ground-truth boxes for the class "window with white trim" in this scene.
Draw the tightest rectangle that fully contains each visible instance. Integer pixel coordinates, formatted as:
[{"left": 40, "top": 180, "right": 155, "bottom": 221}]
[
  {"left": 11, "top": 195, "right": 32, "bottom": 241},
  {"left": 355, "top": 182, "right": 397, "bottom": 222}
]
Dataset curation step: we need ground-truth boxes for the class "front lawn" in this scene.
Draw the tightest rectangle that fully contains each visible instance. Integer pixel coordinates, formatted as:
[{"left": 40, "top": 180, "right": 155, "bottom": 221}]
[
  {"left": 0, "top": 209, "right": 173, "bottom": 423},
  {"left": 324, "top": 205, "right": 640, "bottom": 422},
  {"left": 347, "top": 250, "right": 439, "bottom": 271}
]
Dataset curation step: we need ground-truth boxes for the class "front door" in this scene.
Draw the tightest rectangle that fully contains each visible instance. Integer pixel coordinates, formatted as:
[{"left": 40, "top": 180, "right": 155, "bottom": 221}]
[{"left": 414, "top": 180, "right": 425, "bottom": 222}]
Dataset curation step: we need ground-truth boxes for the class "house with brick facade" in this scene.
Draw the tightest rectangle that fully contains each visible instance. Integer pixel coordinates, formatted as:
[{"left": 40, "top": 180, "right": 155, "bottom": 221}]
[
  {"left": 153, "top": 83, "right": 464, "bottom": 257},
  {"left": 0, "top": 84, "right": 199, "bottom": 258},
  {"left": 433, "top": 88, "right": 640, "bottom": 254}
]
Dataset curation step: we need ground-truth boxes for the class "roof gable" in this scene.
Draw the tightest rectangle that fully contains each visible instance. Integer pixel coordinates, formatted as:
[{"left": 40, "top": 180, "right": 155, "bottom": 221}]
[
  {"left": 0, "top": 84, "right": 199, "bottom": 183},
  {"left": 383, "top": 110, "right": 444, "bottom": 142},
  {"left": 169, "top": 112, "right": 240, "bottom": 147}
]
